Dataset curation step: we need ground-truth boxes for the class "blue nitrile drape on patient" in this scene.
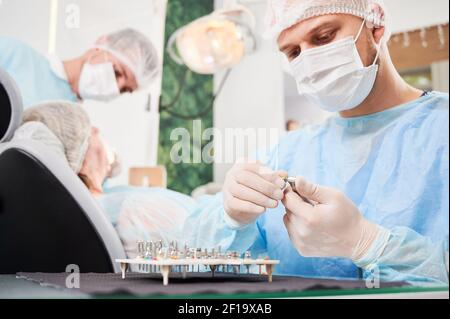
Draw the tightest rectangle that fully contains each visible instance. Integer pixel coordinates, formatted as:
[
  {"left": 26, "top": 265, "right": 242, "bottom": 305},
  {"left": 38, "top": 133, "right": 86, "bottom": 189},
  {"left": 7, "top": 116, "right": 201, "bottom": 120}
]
[
  {"left": 0, "top": 37, "right": 77, "bottom": 108},
  {"left": 182, "top": 92, "right": 449, "bottom": 285}
]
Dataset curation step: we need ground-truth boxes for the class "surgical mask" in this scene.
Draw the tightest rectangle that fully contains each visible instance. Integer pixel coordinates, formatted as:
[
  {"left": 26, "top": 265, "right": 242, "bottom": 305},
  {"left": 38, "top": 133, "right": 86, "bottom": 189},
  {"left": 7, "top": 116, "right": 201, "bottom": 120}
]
[
  {"left": 78, "top": 53, "right": 120, "bottom": 102},
  {"left": 290, "top": 20, "right": 382, "bottom": 112}
]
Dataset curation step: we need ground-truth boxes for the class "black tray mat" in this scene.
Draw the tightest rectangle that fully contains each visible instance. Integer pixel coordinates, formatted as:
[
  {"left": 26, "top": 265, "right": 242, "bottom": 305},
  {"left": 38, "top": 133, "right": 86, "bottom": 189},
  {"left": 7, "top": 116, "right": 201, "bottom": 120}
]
[{"left": 16, "top": 272, "right": 408, "bottom": 297}]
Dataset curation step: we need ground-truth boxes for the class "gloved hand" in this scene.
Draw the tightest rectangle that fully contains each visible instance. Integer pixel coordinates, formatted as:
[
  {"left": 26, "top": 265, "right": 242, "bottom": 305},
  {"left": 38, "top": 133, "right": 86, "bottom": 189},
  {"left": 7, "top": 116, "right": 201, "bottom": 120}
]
[
  {"left": 281, "top": 176, "right": 381, "bottom": 261},
  {"left": 223, "top": 161, "right": 286, "bottom": 226}
]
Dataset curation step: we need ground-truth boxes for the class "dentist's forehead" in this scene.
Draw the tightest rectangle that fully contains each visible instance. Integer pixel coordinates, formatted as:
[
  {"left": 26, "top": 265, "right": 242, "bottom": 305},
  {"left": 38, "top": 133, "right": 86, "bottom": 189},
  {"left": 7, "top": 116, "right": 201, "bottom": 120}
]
[
  {"left": 264, "top": 0, "right": 386, "bottom": 40},
  {"left": 278, "top": 14, "right": 345, "bottom": 47}
]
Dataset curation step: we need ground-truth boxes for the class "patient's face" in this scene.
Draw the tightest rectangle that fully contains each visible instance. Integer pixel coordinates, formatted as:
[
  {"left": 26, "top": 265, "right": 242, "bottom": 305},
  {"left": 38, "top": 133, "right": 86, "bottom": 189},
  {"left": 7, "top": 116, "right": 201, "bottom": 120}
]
[{"left": 79, "top": 127, "right": 111, "bottom": 193}]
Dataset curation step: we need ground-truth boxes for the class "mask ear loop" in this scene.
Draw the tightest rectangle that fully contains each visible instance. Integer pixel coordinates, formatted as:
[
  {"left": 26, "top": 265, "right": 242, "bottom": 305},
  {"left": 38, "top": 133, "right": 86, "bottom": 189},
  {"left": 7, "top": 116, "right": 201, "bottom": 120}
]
[
  {"left": 85, "top": 52, "right": 95, "bottom": 65},
  {"left": 86, "top": 50, "right": 110, "bottom": 65},
  {"left": 371, "top": 36, "right": 383, "bottom": 66},
  {"left": 354, "top": 18, "right": 383, "bottom": 67},
  {"left": 354, "top": 18, "right": 367, "bottom": 44},
  {"left": 104, "top": 52, "right": 121, "bottom": 93},
  {"left": 99, "top": 50, "right": 120, "bottom": 92},
  {"left": 370, "top": 19, "right": 386, "bottom": 67},
  {"left": 102, "top": 51, "right": 111, "bottom": 64}
]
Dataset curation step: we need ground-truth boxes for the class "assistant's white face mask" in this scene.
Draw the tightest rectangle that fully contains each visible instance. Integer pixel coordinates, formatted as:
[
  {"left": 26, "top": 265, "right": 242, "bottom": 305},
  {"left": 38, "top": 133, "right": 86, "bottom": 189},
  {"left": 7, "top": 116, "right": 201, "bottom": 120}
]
[
  {"left": 290, "top": 20, "right": 382, "bottom": 112},
  {"left": 78, "top": 53, "right": 120, "bottom": 102}
]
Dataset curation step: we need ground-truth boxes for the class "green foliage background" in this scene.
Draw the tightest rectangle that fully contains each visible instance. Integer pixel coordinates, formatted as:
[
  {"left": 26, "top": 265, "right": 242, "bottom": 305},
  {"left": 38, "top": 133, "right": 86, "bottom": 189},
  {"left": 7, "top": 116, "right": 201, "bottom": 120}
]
[{"left": 159, "top": 0, "right": 214, "bottom": 195}]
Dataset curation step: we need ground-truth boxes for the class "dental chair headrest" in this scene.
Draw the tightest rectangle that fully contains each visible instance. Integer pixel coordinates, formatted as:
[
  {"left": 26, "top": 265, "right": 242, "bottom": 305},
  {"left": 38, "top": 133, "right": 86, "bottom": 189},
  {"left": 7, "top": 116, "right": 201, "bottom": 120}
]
[{"left": 0, "top": 67, "right": 23, "bottom": 143}]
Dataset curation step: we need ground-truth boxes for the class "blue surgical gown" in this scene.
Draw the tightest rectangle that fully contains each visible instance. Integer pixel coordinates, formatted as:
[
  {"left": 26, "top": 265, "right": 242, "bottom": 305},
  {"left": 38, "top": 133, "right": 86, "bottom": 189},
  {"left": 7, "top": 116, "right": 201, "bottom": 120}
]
[
  {"left": 0, "top": 37, "right": 77, "bottom": 109},
  {"left": 183, "top": 92, "right": 449, "bottom": 286}
]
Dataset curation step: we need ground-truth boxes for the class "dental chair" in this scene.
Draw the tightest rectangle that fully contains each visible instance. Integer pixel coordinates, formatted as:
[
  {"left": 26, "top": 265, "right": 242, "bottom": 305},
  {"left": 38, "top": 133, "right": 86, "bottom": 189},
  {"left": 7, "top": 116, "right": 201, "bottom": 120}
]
[{"left": 0, "top": 68, "right": 126, "bottom": 274}]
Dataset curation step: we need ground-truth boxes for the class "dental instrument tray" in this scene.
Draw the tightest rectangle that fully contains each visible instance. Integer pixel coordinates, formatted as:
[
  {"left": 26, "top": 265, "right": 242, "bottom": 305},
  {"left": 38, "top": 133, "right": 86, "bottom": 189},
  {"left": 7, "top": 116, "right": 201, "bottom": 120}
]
[{"left": 116, "top": 241, "right": 280, "bottom": 286}]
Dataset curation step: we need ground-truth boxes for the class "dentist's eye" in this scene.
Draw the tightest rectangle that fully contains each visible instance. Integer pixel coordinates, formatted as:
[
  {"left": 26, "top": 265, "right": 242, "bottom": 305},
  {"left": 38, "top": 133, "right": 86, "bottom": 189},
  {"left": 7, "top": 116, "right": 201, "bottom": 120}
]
[
  {"left": 315, "top": 31, "right": 336, "bottom": 45},
  {"left": 288, "top": 47, "right": 301, "bottom": 60}
]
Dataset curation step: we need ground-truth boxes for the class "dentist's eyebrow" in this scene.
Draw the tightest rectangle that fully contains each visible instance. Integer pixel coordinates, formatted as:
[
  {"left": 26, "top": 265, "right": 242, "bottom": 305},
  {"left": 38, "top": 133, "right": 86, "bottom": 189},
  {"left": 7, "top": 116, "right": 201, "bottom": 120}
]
[
  {"left": 279, "top": 43, "right": 296, "bottom": 52},
  {"left": 306, "top": 22, "right": 338, "bottom": 37},
  {"left": 279, "top": 21, "right": 338, "bottom": 52}
]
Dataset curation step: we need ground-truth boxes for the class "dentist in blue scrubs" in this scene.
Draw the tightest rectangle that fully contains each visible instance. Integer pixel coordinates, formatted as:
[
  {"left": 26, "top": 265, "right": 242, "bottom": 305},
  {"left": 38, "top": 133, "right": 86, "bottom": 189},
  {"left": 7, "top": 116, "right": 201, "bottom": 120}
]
[
  {"left": 0, "top": 28, "right": 159, "bottom": 108},
  {"left": 183, "top": 0, "right": 449, "bottom": 286}
]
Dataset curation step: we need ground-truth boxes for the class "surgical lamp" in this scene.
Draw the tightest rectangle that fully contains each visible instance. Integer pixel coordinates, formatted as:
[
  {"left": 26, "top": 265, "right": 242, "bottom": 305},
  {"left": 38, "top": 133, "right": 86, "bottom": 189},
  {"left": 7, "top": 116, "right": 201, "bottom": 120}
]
[
  {"left": 160, "top": 4, "right": 256, "bottom": 119},
  {"left": 167, "top": 4, "right": 256, "bottom": 74}
]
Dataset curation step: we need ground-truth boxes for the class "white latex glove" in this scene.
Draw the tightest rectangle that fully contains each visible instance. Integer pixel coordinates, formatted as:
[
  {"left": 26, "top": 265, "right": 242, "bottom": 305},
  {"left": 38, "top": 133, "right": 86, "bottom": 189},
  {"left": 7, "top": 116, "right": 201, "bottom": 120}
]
[
  {"left": 282, "top": 176, "right": 380, "bottom": 261},
  {"left": 223, "top": 161, "right": 286, "bottom": 227}
]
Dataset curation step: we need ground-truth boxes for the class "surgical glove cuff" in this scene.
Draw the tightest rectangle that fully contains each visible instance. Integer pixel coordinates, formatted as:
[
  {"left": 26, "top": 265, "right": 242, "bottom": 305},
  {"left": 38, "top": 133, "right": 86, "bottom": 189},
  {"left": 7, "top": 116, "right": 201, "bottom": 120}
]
[
  {"left": 352, "top": 222, "right": 391, "bottom": 269},
  {"left": 351, "top": 219, "right": 385, "bottom": 264}
]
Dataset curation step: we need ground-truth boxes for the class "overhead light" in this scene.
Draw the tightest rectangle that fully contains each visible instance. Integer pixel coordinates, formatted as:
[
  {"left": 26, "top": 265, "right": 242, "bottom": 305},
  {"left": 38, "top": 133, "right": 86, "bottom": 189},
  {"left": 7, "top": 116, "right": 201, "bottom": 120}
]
[
  {"left": 167, "top": 5, "right": 256, "bottom": 74},
  {"left": 47, "top": 0, "right": 59, "bottom": 54}
]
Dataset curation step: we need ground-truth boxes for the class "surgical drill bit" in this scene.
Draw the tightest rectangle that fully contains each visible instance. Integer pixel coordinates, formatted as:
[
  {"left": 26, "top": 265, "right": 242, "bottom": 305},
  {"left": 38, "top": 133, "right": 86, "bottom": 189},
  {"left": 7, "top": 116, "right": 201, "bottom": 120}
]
[
  {"left": 137, "top": 241, "right": 144, "bottom": 271},
  {"left": 244, "top": 251, "right": 251, "bottom": 274},
  {"left": 282, "top": 177, "right": 315, "bottom": 206}
]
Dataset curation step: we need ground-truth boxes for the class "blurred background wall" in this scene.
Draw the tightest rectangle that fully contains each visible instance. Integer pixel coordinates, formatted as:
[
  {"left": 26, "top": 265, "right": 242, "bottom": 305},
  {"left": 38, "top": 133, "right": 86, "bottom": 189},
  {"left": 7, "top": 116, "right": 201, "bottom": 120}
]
[{"left": 1, "top": 0, "right": 448, "bottom": 193}]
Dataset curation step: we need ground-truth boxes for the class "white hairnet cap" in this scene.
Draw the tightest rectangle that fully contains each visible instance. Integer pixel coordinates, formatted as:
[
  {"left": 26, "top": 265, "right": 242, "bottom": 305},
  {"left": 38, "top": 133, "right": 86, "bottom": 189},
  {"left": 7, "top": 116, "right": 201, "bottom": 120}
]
[
  {"left": 95, "top": 28, "right": 160, "bottom": 88},
  {"left": 264, "top": 0, "right": 388, "bottom": 39},
  {"left": 13, "top": 122, "right": 67, "bottom": 161},
  {"left": 21, "top": 101, "right": 91, "bottom": 174}
]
